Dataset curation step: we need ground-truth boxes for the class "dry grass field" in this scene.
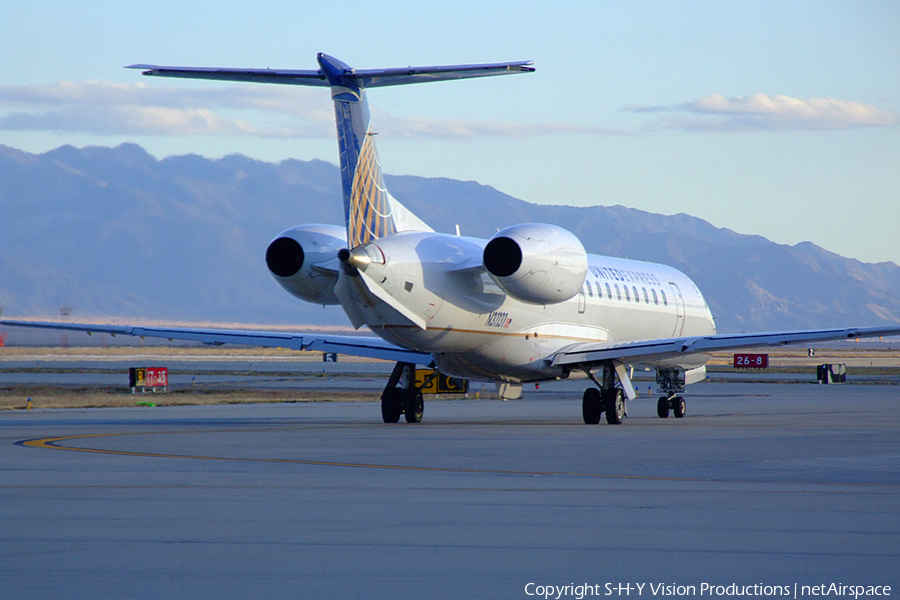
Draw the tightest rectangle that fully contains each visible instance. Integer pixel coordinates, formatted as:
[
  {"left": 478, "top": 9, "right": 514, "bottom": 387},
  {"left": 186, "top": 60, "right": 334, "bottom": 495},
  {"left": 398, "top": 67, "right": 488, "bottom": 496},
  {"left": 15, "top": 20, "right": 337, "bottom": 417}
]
[
  {"left": 0, "top": 346, "right": 385, "bottom": 410},
  {"left": 0, "top": 388, "right": 378, "bottom": 411},
  {"left": 2, "top": 345, "right": 898, "bottom": 411}
]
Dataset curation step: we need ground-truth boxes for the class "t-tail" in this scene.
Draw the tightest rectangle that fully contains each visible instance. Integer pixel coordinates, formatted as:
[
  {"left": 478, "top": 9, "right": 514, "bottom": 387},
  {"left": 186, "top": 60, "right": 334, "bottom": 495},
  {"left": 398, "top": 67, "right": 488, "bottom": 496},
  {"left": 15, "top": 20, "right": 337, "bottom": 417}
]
[{"left": 128, "top": 54, "right": 534, "bottom": 247}]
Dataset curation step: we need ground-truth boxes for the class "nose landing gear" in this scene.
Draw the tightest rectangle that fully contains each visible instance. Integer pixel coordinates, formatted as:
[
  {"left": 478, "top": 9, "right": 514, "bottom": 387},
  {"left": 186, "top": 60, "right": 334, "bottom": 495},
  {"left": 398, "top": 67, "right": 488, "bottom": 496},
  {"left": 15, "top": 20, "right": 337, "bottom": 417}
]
[
  {"left": 656, "top": 368, "right": 688, "bottom": 419},
  {"left": 656, "top": 394, "right": 686, "bottom": 419}
]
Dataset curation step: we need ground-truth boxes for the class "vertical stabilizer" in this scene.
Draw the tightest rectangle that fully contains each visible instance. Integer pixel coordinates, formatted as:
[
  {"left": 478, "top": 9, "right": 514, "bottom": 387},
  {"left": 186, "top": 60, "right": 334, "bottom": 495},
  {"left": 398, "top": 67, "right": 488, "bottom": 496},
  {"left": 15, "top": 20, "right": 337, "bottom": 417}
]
[
  {"left": 128, "top": 54, "right": 533, "bottom": 247},
  {"left": 319, "top": 54, "right": 433, "bottom": 247}
]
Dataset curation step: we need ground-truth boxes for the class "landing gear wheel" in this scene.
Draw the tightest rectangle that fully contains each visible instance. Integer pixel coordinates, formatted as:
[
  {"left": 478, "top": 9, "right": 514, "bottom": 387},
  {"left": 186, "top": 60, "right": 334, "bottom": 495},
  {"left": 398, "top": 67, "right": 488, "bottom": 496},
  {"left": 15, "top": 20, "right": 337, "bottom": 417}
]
[
  {"left": 604, "top": 389, "right": 626, "bottom": 425},
  {"left": 582, "top": 388, "right": 602, "bottom": 424},
  {"left": 673, "top": 396, "right": 686, "bottom": 418},
  {"left": 657, "top": 396, "right": 670, "bottom": 418},
  {"left": 403, "top": 389, "right": 424, "bottom": 423},
  {"left": 381, "top": 388, "right": 402, "bottom": 423}
]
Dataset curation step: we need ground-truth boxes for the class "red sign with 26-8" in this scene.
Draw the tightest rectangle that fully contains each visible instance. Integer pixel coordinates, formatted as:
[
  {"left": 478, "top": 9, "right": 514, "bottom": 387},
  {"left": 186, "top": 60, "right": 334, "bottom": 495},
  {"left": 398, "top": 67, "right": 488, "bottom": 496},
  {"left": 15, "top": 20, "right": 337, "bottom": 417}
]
[{"left": 733, "top": 353, "right": 768, "bottom": 369}]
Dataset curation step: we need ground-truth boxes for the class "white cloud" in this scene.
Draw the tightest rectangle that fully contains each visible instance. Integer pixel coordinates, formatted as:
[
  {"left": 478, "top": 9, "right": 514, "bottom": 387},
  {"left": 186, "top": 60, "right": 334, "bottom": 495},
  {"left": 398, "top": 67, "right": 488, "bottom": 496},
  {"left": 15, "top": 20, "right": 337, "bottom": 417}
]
[
  {"left": 0, "top": 81, "right": 334, "bottom": 138},
  {"left": 373, "top": 115, "right": 621, "bottom": 139},
  {"left": 0, "top": 80, "right": 613, "bottom": 140},
  {"left": 625, "top": 93, "right": 898, "bottom": 131}
]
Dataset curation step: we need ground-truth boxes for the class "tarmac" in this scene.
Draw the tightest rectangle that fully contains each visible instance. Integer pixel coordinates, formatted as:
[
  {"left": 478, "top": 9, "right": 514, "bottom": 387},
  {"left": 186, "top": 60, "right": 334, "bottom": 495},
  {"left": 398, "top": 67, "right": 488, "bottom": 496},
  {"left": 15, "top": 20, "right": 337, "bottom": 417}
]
[{"left": 1, "top": 373, "right": 899, "bottom": 599}]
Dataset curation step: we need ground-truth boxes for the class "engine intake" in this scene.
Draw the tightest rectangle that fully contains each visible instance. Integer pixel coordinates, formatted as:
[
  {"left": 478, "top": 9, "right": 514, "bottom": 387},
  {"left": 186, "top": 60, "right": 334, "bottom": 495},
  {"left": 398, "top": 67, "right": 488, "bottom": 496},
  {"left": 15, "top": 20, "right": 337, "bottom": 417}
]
[
  {"left": 483, "top": 236, "right": 522, "bottom": 277},
  {"left": 265, "top": 224, "right": 344, "bottom": 305},
  {"left": 266, "top": 237, "right": 305, "bottom": 278},
  {"left": 482, "top": 223, "right": 587, "bottom": 305}
]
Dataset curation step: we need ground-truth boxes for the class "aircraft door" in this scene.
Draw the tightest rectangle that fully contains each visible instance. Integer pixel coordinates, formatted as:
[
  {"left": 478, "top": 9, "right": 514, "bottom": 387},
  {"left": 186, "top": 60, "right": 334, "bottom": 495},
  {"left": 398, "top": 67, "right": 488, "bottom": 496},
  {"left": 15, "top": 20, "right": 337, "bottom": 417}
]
[{"left": 669, "top": 282, "right": 685, "bottom": 337}]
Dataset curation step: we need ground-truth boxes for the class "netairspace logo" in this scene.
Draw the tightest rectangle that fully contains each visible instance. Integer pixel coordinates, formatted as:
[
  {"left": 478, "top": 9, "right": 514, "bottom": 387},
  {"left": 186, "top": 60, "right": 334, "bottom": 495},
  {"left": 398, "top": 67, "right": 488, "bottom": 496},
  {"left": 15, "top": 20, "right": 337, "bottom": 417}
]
[{"left": 523, "top": 582, "right": 892, "bottom": 599}]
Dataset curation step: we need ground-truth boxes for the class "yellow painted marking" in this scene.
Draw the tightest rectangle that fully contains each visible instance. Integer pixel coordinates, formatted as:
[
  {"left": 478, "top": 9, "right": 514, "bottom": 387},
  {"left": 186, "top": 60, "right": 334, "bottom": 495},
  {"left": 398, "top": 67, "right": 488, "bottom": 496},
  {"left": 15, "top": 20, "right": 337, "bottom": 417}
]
[
  {"left": 23, "top": 432, "right": 676, "bottom": 478},
  {"left": 18, "top": 432, "right": 900, "bottom": 489}
]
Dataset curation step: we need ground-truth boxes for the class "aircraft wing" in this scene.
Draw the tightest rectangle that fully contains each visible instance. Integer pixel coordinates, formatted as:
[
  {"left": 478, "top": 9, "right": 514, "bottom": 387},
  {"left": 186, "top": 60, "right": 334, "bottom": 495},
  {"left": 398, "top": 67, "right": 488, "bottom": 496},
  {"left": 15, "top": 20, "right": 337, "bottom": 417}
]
[
  {"left": 551, "top": 325, "right": 900, "bottom": 369},
  {"left": 0, "top": 320, "right": 433, "bottom": 365}
]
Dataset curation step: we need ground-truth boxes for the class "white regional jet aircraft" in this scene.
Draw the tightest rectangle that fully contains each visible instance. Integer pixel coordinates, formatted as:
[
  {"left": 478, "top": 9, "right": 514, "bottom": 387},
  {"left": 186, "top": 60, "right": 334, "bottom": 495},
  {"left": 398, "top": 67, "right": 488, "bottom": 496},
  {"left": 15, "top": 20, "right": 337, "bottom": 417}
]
[{"left": 4, "top": 53, "right": 900, "bottom": 424}]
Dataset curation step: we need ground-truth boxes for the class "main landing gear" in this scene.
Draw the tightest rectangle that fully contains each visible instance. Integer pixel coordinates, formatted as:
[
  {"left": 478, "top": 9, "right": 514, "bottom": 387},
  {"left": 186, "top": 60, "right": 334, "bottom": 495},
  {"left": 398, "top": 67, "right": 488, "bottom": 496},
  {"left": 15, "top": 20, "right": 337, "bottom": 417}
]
[
  {"left": 582, "top": 388, "right": 627, "bottom": 425},
  {"left": 381, "top": 362, "right": 426, "bottom": 423},
  {"left": 582, "top": 365, "right": 692, "bottom": 424},
  {"left": 581, "top": 363, "right": 627, "bottom": 425}
]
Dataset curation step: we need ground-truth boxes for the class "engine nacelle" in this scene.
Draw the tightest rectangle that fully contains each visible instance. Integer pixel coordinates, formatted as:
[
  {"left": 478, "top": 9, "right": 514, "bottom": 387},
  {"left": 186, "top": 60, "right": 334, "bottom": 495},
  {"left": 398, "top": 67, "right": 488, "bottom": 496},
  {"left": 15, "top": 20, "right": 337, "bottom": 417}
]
[
  {"left": 482, "top": 223, "right": 587, "bottom": 305},
  {"left": 265, "top": 224, "right": 344, "bottom": 305}
]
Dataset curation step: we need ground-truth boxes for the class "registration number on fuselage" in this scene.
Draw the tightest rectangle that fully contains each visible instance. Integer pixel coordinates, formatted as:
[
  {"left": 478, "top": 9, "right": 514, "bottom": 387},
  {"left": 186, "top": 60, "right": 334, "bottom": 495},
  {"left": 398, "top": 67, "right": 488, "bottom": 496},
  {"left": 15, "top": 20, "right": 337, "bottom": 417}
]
[{"left": 484, "top": 311, "right": 512, "bottom": 328}]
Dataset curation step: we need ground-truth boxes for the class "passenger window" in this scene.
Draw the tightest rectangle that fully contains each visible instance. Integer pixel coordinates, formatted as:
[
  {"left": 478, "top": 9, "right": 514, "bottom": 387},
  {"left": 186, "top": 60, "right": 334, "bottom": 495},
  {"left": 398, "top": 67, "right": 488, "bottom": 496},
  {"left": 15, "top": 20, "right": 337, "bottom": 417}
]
[
  {"left": 632, "top": 286, "right": 639, "bottom": 303},
  {"left": 642, "top": 287, "right": 649, "bottom": 303},
  {"left": 652, "top": 289, "right": 659, "bottom": 305},
  {"left": 586, "top": 282, "right": 593, "bottom": 297},
  {"left": 661, "top": 290, "right": 668, "bottom": 306},
  {"left": 595, "top": 281, "right": 602, "bottom": 298},
  {"left": 615, "top": 284, "right": 621, "bottom": 300},
  {"left": 624, "top": 286, "right": 630, "bottom": 301},
  {"left": 605, "top": 283, "right": 612, "bottom": 299}
]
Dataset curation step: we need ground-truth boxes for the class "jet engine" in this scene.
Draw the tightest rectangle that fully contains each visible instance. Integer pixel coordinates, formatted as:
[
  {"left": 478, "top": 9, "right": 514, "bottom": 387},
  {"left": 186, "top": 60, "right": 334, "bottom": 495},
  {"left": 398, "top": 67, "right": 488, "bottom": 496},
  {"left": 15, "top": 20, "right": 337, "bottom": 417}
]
[
  {"left": 265, "top": 224, "right": 344, "bottom": 305},
  {"left": 482, "top": 223, "right": 587, "bottom": 305}
]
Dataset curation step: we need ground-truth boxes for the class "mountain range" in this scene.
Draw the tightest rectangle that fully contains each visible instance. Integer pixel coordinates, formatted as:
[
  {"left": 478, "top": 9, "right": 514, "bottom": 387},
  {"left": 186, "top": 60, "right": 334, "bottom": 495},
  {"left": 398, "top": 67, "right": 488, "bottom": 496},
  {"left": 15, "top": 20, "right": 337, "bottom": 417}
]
[{"left": 2, "top": 143, "right": 898, "bottom": 334}]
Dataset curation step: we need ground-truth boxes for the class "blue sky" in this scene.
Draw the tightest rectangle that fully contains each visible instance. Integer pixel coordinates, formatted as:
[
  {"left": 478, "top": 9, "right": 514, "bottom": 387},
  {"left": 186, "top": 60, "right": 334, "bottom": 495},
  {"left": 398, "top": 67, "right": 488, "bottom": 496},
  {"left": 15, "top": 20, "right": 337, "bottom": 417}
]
[{"left": 3, "top": 1, "right": 899, "bottom": 265}]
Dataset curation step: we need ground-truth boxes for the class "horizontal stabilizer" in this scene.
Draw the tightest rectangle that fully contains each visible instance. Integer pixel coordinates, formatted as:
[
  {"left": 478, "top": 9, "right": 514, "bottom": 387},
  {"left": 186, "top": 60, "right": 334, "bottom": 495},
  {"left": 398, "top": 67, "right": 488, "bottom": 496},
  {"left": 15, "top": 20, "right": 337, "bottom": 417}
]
[
  {"left": 126, "top": 54, "right": 533, "bottom": 89},
  {"left": 347, "top": 59, "right": 534, "bottom": 88},
  {"left": 125, "top": 64, "right": 329, "bottom": 86},
  {"left": 127, "top": 54, "right": 532, "bottom": 249}
]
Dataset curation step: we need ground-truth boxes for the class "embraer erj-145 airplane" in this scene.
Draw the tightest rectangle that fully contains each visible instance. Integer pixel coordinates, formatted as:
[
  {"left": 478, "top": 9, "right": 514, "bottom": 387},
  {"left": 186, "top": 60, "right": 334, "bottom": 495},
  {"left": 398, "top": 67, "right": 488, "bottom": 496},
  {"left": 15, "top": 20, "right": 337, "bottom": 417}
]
[{"left": 4, "top": 54, "right": 900, "bottom": 424}]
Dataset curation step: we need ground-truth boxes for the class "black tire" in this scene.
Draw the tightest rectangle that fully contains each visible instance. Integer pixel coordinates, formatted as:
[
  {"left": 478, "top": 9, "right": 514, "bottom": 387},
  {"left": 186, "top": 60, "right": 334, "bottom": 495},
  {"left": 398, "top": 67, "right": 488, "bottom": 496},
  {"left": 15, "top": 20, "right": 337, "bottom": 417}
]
[
  {"left": 657, "top": 396, "right": 670, "bottom": 418},
  {"left": 403, "top": 389, "right": 424, "bottom": 423},
  {"left": 605, "top": 389, "right": 626, "bottom": 425},
  {"left": 582, "top": 388, "right": 602, "bottom": 424},
  {"left": 381, "top": 388, "right": 402, "bottom": 423},
  {"left": 673, "top": 396, "right": 686, "bottom": 418}
]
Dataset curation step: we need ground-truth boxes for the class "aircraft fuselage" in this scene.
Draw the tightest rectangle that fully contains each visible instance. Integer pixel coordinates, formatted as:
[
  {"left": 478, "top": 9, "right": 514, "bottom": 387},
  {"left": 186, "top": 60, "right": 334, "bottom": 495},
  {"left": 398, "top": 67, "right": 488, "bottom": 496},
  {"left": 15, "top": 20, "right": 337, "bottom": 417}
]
[{"left": 337, "top": 231, "right": 716, "bottom": 383}]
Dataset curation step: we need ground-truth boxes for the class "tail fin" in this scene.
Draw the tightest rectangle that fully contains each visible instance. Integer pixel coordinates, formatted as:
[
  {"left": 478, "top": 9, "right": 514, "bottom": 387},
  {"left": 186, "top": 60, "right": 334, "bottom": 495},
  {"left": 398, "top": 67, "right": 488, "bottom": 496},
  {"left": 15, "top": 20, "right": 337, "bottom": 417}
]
[
  {"left": 345, "top": 130, "right": 432, "bottom": 247},
  {"left": 129, "top": 54, "right": 534, "bottom": 247}
]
